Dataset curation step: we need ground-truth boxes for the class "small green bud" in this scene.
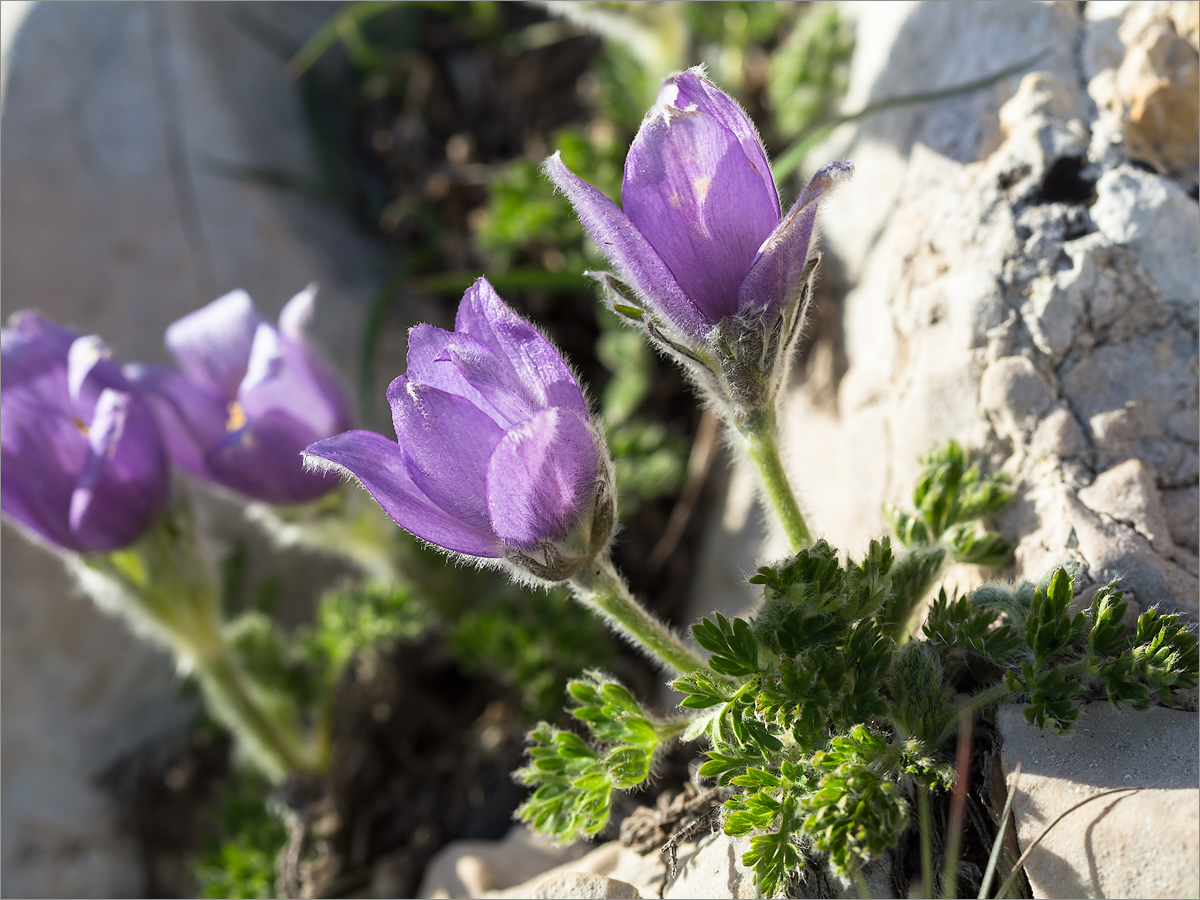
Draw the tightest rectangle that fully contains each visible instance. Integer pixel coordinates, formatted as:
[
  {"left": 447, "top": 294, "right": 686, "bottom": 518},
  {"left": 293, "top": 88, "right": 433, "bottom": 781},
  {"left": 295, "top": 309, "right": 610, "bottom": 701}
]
[{"left": 888, "top": 640, "right": 952, "bottom": 743}]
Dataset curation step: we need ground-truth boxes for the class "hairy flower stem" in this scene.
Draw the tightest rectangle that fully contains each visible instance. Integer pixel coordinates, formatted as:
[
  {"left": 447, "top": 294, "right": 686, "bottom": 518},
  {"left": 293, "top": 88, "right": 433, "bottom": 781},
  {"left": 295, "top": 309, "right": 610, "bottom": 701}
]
[
  {"left": 194, "top": 644, "right": 316, "bottom": 781},
  {"left": 81, "top": 514, "right": 318, "bottom": 783},
  {"left": 570, "top": 556, "right": 705, "bottom": 675},
  {"left": 737, "top": 409, "right": 811, "bottom": 551}
]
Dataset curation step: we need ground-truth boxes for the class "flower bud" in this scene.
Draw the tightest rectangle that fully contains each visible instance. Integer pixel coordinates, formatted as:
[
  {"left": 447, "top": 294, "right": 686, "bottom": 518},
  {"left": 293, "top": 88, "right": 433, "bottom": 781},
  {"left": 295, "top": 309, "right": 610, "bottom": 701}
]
[
  {"left": 305, "top": 278, "right": 615, "bottom": 582},
  {"left": 545, "top": 66, "right": 852, "bottom": 415},
  {"left": 1, "top": 313, "right": 170, "bottom": 552},
  {"left": 128, "top": 285, "right": 351, "bottom": 505}
]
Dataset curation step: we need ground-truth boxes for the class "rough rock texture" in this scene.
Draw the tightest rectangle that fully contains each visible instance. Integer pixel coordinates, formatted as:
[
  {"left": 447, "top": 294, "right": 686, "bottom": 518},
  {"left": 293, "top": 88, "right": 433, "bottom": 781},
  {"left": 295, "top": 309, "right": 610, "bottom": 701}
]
[
  {"left": 780, "top": 0, "right": 1197, "bottom": 618},
  {"left": 997, "top": 703, "right": 1200, "bottom": 899},
  {"left": 1, "top": 4, "right": 389, "bottom": 896}
]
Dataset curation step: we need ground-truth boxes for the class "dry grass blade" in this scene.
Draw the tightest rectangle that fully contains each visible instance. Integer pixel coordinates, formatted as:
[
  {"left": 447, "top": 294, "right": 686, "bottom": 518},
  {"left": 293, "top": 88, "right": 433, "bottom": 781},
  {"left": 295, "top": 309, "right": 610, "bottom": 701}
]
[
  {"left": 992, "top": 786, "right": 1139, "bottom": 899},
  {"left": 977, "top": 760, "right": 1021, "bottom": 899}
]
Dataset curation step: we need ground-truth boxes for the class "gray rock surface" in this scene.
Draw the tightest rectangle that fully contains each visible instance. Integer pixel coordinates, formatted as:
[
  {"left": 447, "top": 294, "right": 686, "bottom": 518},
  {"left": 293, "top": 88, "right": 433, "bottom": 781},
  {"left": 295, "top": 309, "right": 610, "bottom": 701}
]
[
  {"left": 997, "top": 703, "right": 1200, "bottom": 900},
  {"left": 1, "top": 4, "right": 389, "bottom": 896}
]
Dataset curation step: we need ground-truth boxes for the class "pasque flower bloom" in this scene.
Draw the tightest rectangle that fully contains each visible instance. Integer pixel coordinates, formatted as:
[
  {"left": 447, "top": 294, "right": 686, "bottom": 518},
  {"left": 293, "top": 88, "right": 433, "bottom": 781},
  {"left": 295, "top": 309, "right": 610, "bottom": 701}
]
[
  {"left": 1, "top": 312, "right": 170, "bottom": 552},
  {"left": 129, "top": 286, "right": 351, "bottom": 505},
  {"left": 545, "top": 66, "right": 851, "bottom": 410},
  {"left": 304, "top": 278, "right": 613, "bottom": 579}
]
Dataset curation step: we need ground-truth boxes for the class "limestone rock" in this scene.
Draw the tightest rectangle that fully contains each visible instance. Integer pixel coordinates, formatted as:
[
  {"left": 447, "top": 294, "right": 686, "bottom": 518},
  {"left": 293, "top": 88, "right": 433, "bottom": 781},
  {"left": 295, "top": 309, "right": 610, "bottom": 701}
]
[
  {"left": 692, "top": 0, "right": 1198, "bottom": 892},
  {"left": 418, "top": 825, "right": 588, "bottom": 899},
  {"left": 524, "top": 872, "right": 641, "bottom": 899},
  {"left": 996, "top": 703, "right": 1200, "bottom": 900},
  {"left": 1077, "top": 458, "right": 1175, "bottom": 555}
]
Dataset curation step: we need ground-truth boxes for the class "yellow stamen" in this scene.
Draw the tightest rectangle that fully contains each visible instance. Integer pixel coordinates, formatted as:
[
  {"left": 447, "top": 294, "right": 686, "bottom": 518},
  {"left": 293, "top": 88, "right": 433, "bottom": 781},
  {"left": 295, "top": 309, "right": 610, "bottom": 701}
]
[{"left": 226, "top": 401, "right": 247, "bottom": 433}]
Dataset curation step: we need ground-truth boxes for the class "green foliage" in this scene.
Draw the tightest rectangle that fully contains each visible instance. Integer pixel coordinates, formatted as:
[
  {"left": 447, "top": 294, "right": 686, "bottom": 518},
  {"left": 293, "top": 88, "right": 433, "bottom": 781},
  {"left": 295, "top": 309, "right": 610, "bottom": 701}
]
[
  {"left": 302, "top": 581, "right": 432, "bottom": 686},
  {"left": 475, "top": 126, "right": 622, "bottom": 272},
  {"left": 693, "top": 613, "right": 763, "bottom": 677},
  {"left": 518, "top": 438, "right": 1199, "bottom": 896},
  {"left": 767, "top": 3, "right": 856, "bottom": 139},
  {"left": 515, "top": 672, "right": 678, "bottom": 841},
  {"left": 922, "top": 588, "right": 1025, "bottom": 667},
  {"left": 803, "top": 727, "right": 910, "bottom": 874},
  {"left": 595, "top": 313, "right": 688, "bottom": 512},
  {"left": 193, "top": 772, "right": 285, "bottom": 900},
  {"left": 884, "top": 440, "right": 1013, "bottom": 569},
  {"left": 1000, "top": 569, "right": 1200, "bottom": 733}
]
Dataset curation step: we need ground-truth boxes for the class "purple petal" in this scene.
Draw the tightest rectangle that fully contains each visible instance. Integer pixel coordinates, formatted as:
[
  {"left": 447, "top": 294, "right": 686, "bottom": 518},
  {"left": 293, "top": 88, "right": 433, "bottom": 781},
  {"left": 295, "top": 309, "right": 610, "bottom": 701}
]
[
  {"left": 1, "top": 389, "right": 87, "bottom": 550},
  {"left": 205, "top": 409, "right": 339, "bottom": 505},
  {"left": 737, "top": 161, "right": 854, "bottom": 319},
  {"left": 69, "top": 388, "right": 170, "bottom": 551},
  {"left": 304, "top": 429, "right": 503, "bottom": 557},
  {"left": 277, "top": 283, "right": 318, "bottom": 342},
  {"left": 387, "top": 377, "right": 504, "bottom": 536},
  {"left": 2, "top": 314, "right": 74, "bottom": 389},
  {"left": 663, "top": 68, "right": 778, "bottom": 214},
  {"left": 623, "top": 105, "right": 779, "bottom": 323},
  {"left": 275, "top": 285, "right": 352, "bottom": 430},
  {"left": 405, "top": 324, "right": 520, "bottom": 425},
  {"left": 486, "top": 408, "right": 599, "bottom": 551},
  {"left": 165, "top": 289, "right": 264, "bottom": 401},
  {"left": 543, "top": 154, "right": 710, "bottom": 340},
  {"left": 236, "top": 323, "right": 346, "bottom": 437},
  {"left": 125, "top": 363, "right": 228, "bottom": 480},
  {"left": 453, "top": 278, "right": 588, "bottom": 416}
]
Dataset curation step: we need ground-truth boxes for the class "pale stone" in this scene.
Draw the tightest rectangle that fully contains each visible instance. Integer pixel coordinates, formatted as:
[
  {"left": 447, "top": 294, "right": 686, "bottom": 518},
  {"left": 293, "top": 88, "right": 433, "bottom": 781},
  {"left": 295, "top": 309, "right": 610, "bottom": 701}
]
[
  {"left": 996, "top": 703, "right": 1200, "bottom": 900},
  {"left": 980, "top": 356, "right": 1053, "bottom": 440},
  {"left": 1077, "top": 459, "right": 1176, "bottom": 555},
  {"left": 418, "top": 825, "right": 589, "bottom": 899},
  {"left": 1161, "top": 485, "right": 1200, "bottom": 553},
  {"left": 525, "top": 872, "right": 641, "bottom": 899},
  {"left": 1090, "top": 167, "right": 1200, "bottom": 312}
]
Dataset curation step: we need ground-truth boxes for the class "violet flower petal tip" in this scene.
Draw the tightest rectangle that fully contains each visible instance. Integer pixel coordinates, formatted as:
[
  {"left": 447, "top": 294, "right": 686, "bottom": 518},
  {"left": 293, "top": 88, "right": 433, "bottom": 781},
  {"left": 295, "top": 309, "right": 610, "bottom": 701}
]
[
  {"left": 542, "top": 148, "right": 709, "bottom": 341},
  {"left": 278, "top": 282, "right": 319, "bottom": 341},
  {"left": 152, "top": 287, "right": 352, "bottom": 504},
  {"left": 304, "top": 429, "right": 503, "bottom": 558},
  {"left": 2, "top": 319, "right": 169, "bottom": 552}
]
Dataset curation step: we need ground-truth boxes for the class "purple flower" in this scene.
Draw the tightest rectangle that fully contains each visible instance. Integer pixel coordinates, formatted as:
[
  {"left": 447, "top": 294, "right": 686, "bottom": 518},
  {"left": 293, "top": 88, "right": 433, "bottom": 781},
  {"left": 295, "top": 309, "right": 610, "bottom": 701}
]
[
  {"left": 128, "top": 286, "right": 351, "bottom": 505},
  {"left": 304, "top": 278, "right": 613, "bottom": 579},
  {"left": 544, "top": 67, "right": 851, "bottom": 408},
  {"left": 1, "top": 313, "right": 170, "bottom": 552}
]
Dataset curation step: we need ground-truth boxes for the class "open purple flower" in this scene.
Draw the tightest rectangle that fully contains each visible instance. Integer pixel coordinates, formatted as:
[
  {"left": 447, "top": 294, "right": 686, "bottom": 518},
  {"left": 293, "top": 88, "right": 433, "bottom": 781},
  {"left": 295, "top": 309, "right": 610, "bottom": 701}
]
[
  {"left": 545, "top": 67, "right": 851, "bottom": 412},
  {"left": 304, "top": 278, "right": 612, "bottom": 580},
  {"left": 128, "top": 286, "right": 351, "bottom": 506},
  {"left": 1, "top": 313, "right": 170, "bottom": 552}
]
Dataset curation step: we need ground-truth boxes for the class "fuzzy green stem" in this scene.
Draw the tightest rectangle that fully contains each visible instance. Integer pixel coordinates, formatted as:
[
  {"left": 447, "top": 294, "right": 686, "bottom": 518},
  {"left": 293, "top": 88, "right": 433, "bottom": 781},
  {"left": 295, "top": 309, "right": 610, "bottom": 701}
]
[
  {"left": 80, "top": 512, "right": 318, "bottom": 783},
  {"left": 570, "top": 556, "right": 705, "bottom": 675},
  {"left": 194, "top": 644, "right": 316, "bottom": 782},
  {"left": 738, "top": 410, "right": 811, "bottom": 551}
]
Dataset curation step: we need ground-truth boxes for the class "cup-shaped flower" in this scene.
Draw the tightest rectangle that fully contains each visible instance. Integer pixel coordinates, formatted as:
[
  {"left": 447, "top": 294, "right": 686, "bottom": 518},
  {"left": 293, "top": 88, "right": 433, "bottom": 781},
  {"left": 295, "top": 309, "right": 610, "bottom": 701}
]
[
  {"left": 128, "top": 286, "right": 352, "bottom": 505},
  {"left": 1, "top": 312, "right": 170, "bottom": 552},
  {"left": 304, "top": 278, "right": 613, "bottom": 582},
  {"left": 544, "top": 66, "right": 852, "bottom": 413}
]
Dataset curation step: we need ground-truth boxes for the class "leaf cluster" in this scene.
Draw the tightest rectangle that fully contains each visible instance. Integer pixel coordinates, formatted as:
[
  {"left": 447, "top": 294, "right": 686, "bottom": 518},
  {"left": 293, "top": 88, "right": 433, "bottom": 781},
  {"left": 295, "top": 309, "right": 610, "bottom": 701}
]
[
  {"left": 514, "top": 672, "right": 675, "bottom": 842},
  {"left": 516, "top": 443, "right": 1199, "bottom": 897},
  {"left": 998, "top": 570, "right": 1200, "bottom": 733},
  {"left": 884, "top": 440, "right": 1013, "bottom": 568}
]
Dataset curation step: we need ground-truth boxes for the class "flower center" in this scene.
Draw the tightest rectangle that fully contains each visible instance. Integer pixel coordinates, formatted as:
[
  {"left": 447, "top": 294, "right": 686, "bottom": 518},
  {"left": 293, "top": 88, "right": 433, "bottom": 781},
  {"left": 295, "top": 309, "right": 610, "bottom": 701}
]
[{"left": 226, "top": 401, "right": 247, "bottom": 432}]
